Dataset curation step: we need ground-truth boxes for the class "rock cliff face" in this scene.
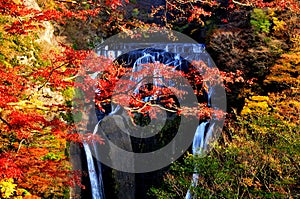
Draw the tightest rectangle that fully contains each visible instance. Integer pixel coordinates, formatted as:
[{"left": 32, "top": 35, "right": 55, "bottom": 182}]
[
  {"left": 96, "top": 114, "right": 136, "bottom": 199},
  {"left": 22, "top": 0, "right": 168, "bottom": 198},
  {"left": 22, "top": 1, "right": 79, "bottom": 198},
  {"left": 23, "top": 0, "right": 56, "bottom": 45},
  {"left": 69, "top": 143, "right": 85, "bottom": 199}
]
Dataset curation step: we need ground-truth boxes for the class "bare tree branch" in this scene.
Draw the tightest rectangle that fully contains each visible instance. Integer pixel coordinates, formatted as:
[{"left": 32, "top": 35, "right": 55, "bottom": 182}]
[{"left": 0, "top": 115, "right": 12, "bottom": 129}]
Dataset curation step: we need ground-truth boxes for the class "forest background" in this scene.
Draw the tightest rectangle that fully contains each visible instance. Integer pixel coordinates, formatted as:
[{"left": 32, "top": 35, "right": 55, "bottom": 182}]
[{"left": 0, "top": 0, "right": 299, "bottom": 198}]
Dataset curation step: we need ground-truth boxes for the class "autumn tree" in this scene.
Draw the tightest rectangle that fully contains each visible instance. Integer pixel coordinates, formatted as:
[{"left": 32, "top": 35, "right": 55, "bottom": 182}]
[
  {"left": 0, "top": 0, "right": 131, "bottom": 198},
  {"left": 1, "top": 0, "right": 299, "bottom": 198},
  {"left": 150, "top": 0, "right": 300, "bottom": 198}
]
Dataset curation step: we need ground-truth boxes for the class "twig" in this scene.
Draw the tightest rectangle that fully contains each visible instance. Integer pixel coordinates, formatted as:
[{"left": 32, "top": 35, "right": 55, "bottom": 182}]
[
  {"left": 123, "top": 95, "right": 178, "bottom": 113},
  {"left": 0, "top": 115, "right": 12, "bottom": 129},
  {"left": 17, "top": 139, "right": 26, "bottom": 153},
  {"left": 232, "top": 0, "right": 252, "bottom": 7},
  {"left": 37, "top": 62, "right": 68, "bottom": 92},
  {"left": 63, "top": 75, "right": 78, "bottom": 81},
  {"left": 54, "top": 0, "right": 78, "bottom": 4}
]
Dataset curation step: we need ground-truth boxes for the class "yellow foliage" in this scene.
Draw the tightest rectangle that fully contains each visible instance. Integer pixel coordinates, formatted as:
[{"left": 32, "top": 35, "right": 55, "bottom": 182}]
[
  {"left": 0, "top": 178, "right": 17, "bottom": 199},
  {"left": 36, "top": 0, "right": 57, "bottom": 9},
  {"left": 272, "top": 17, "right": 286, "bottom": 32},
  {"left": 62, "top": 86, "right": 75, "bottom": 101},
  {"left": 250, "top": 95, "right": 269, "bottom": 102},
  {"left": 281, "top": 52, "right": 300, "bottom": 65},
  {"left": 268, "top": 93, "right": 300, "bottom": 125},
  {"left": 267, "top": 8, "right": 276, "bottom": 17},
  {"left": 264, "top": 51, "right": 300, "bottom": 87},
  {"left": 290, "top": 34, "right": 300, "bottom": 50},
  {"left": 241, "top": 96, "right": 270, "bottom": 116},
  {"left": 242, "top": 177, "right": 253, "bottom": 187}
]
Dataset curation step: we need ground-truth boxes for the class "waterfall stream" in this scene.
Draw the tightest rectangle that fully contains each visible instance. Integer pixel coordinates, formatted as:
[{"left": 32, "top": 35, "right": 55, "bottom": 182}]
[
  {"left": 185, "top": 87, "right": 216, "bottom": 199},
  {"left": 83, "top": 120, "right": 105, "bottom": 199},
  {"left": 83, "top": 142, "right": 103, "bottom": 199},
  {"left": 83, "top": 105, "right": 121, "bottom": 199},
  {"left": 82, "top": 46, "right": 219, "bottom": 199},
  {"left": 185, "top": 121, "right": 216, "bottom": 199}
]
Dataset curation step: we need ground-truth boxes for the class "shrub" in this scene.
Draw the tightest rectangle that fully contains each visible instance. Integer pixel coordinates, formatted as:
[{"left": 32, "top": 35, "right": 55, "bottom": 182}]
[{"left": 250, "top": 8, "right": 271, "bottom": 34}]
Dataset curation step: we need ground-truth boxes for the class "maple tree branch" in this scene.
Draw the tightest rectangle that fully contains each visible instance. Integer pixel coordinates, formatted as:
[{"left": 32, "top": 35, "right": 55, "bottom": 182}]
[
  {"left": 129, "top": 102, "right": 178, "bottom": 113},
  {"left": 55, "top": 0, "right": 78, "bottom": 4},
  {"left": 63, "top": 75, "right": 78, "bottom": 81},
  {"left": 108, "top": 75, "right": 166, "bottom": 99},
  {"left": 122, "top": 94, "right": 178, "bottom": 113},
  {"left": 232, "top": 0, "right": 252, "bottom": 7},
  {"left": 17, "top": 139, "right": 26, "bottom": 153},
  {"left": 0, "top": 115, "right": 12, "bottom": 129},
  {"left": 7, "top": 101, "right": 69, "bottom": 112},
  {"left": 37, "top": 62, "right": 69, "bottom": 92}
]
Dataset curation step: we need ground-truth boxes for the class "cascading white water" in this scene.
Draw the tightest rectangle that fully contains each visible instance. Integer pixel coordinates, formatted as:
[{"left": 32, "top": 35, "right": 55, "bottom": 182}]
[
  {"left": 83, "top": 120, "right": 105, "bottom": 199},
  {"left": 83, "top": 141, "right": 103, "bottom": 199},
  {"left": 84, "top": 104, "right": 121, "bottom": 199},
  {"left": 185, "top": 122, "right": 208, "bottom": 199},
  {"left": 131, "top": 49, "right": 185, "bottom": 90},
  {"left": 185, "top": 96, "right": 216, "bottom": 199},
  {"left": 84, "top": 46, "right": 217, "bottom": 199},
  {"left": 185, "top": 121, "right": 207, "bottom": 199},
  {"left": 131, "top": 51, "right": 162, "bottom": 95},
  {"left": 93, "top": 150, "right": 105, "bottom": 199}
]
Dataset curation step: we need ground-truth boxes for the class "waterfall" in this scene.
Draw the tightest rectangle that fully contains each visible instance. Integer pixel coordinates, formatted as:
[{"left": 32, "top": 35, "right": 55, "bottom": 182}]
[
  {"left": 192, "top": 122, "right": 208, "bottom": 155},
  {"left": 82, "top": 45, "right": 221, "bottom": 199},
  {"left": 83, "top": 104, "right": 122, "bottom": 199},
  {"left": 121, "top": 48, "right": 187, "bottom": 96},
  {"left": 84, "top": 48, "right": 176, "bottom": 199},
  {"left": 83, "top": 142, "right": 103, "bottom": 199},
  {"left": 131, "top": 51, "right": 159, "bottom": 94},
  {"left": 185, "top": 122, "right": 207, "bottom": 199},
  {"left": 83, "top": 120, "right": 105, "bottom": 199},
  {"left": 185, "top": 102, "right": 216, "bottom": 198}
]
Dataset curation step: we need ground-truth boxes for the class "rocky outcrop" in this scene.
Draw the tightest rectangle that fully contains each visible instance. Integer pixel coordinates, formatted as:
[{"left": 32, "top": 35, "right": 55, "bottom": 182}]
[
  {"left": 23, "top": 0, "right": 56, "bottom": 45},
  {"left": 96, "top": 113, "right": 136, "bottom": 199}
]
